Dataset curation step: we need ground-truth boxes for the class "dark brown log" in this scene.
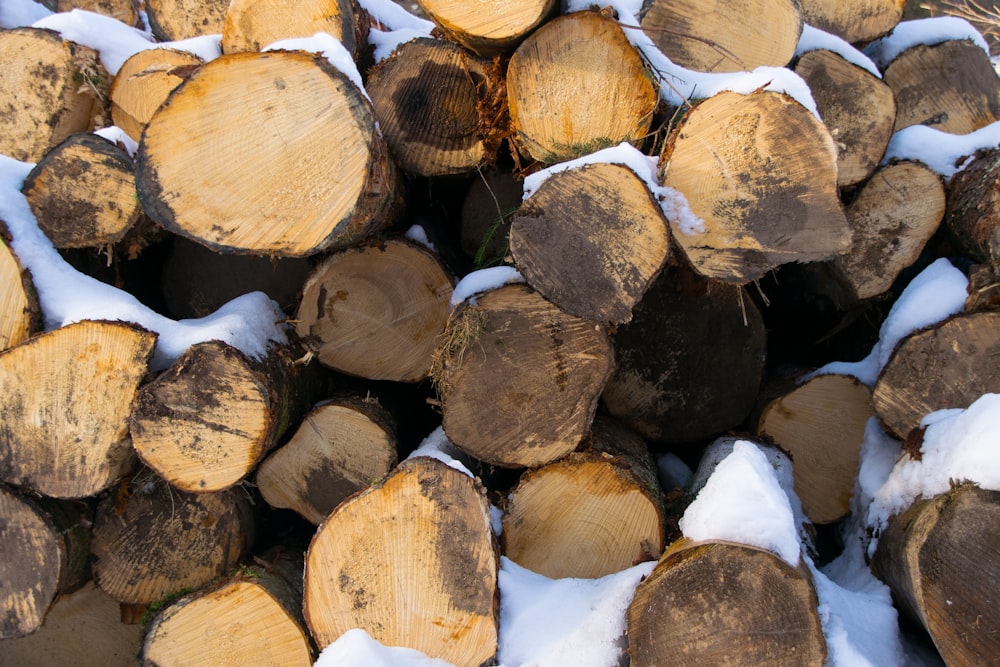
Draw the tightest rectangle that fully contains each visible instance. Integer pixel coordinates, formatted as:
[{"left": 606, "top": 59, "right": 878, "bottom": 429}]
[
  {"left": 0, "top": 486, "right": 92, "bottom": 639},
  {"left": 507, "top": 10, "right": 658, "bottom": 164},
  {"left": 295, "top": 238, "right": 454, "bottom": 382},
  {"left": 90, "top": 471, "right": 254, "bottom": 608},
  {"left": 501, "top": 415, "right": 664, "bottom": 578},
  {"left": 0, "top": 27, "right": 109, "bottom": 163},
  {"left": 509, "top": 161, "right": 671, "bottom": 323},
  {"left": 661, "top": 90, "right": 850, "bottom": 283},
  {"left": 416, "top": 0, "right": 557, "bottom": 56},
  {"left": 799, "top": 0, "right": 904, "bottom": 43},
  {"left": 303, "top": 457, "right": 498, "bottom": 665},
  {"left": 873, "top": 311, "right": 1000, "bottom": 440},
  {"left": 602, "top": 262, "right": 766, "bottom": 445},
  {"left": 145, "top": 0, "right": 228, "bottom": 41},
  {"left": 627, "top": 539, "right": 827, "bottom": 666},
  {"left": 366, "top": 37, "right": 505, "bottom": 177},
  {"left": 256, "top": 395, "right": 398, "bottom": 524},
  {"left": 946, "top": 146, "right": 1000, "bottom": 271},
  {"left": 433, "top": 283, "right": 613, "bottom": 468},
  {"left": 872, "top": 483, "right": 1000, "bottom": 667},
  {"left": 0, "top": 237, "right": 40, "bottom": 353},
  {"left": 222, "top": 0, "right": 356, "bottom": 56},
  {"left": 21, "top": 133, "right": 142, "bottom": 249},
  {"left": 460, "top": 166, "right": 521, "bottom": 265},
  {"left": 130, "top": 340, "right": 323, "bottom": 493},
  {"left": 640, "top": 0, "right": 802, "bottom": 72},
  {"left": 0, "top": 320, "right": 156, "bottom": 498},
  {"left": 136, "top": 50, "right": 402, "bottom": 257},
  {"left": 109, "top": 47, "right": 203, "bottom": 144}
]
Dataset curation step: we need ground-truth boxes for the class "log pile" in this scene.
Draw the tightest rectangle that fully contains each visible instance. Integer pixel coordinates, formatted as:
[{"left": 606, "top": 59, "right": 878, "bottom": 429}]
[{"left": 2, "top": 0, "right": 1000, "bottom": 664}]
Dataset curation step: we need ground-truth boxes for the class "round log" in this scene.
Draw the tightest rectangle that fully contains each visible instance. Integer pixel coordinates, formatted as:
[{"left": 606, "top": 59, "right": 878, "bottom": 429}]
[
  {"left": 221, "top": 0, "right": 356, "bottom": 55},
  {"left": 145, "top": 0, "right": 228, "bottom": 41},
  {"left": 0, "top": 238, "right": 40, "bottom": 353},
  {"left": 798, "top": 0, "right": 903, "bottom": 44},
  {"left": 416, "top": 0, "right": 557, "bottom": 56},
  {"left": 946, "top": 146, "right": 1000, "bottom": 271},
  {"left": 110, "top": 48, "right": 203, "bottom": 144}
]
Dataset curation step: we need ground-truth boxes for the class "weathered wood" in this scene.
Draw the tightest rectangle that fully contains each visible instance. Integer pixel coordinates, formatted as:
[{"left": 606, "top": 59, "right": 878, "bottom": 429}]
[
  {"left": 109, "top": 47, "right": 203, "bottom": 144},
  {"left": 756, "top": 373, "right": 874, "bottom": 524},
  {"left": 872, "top": 483, "right": 1000, "bottom": 667},
  {"left": 145, "top": 0, "right": 228, "bottom": 41},
  {"left": 628, "top": 540, "right": 826, "bottom": 666},
  {"left": 136, "top": 50, "right": 402, "bottom": 257},
  {"left": 661, "top": 90, "right": 850, "bottom": 283},
  {"left": 793, "top": 48, "right": 896, "bottom": 188},
  {"left": 507, "top": 10, "right": 658, "bottom": 164},
  {"left": 0, "top": 320, "right": 156, "bottom": 498},
  {"left": 130, "top": 340, "right": 323, "bottom": 493},
  {"left": 90, "top": 471, "right": 254, "bottom": 607},
  {"left": 640, "top": 0, "right": 802, "bottom": 72},
  {"left": 0, "top": 27, "right": 109, "bottom": 163},
  {"left": 946, "top": 146, "right": 1000, "bottom": 271},
  {"left": 0, "top": 237, "right": 40, "bottom": 353},
  {"left": 303, "top": 457, "right": 498, "bottom": 666},
  {"left": 38, "top": 0, "right": 141, "bottom": 28},
  {"left": 416, "top": 0, "right": 557, "bottom": 56},
  {"left": 874, "top": 311, "right": 1000, "bottom": 440},
  {"left": 501, "top": 415, "right": 664, "bottom": 578},
  {"left": 221, "top": 0, "right": 356, "bottom": 55},
  {"left": 256, "top": 395, "right": 398, "bottom": 524},
  {"left": 295, "top": 238, "right": 454, "bottom": 382},
  {"left": 433, "top": 283, "right": 613, "bottom": 468},
  {"left": 602, "top": 263, "right": 766, "bottom": 445},
  {"left": 799, "top": 0, "right": 904, "bottom": 43},
  {"left": 366, "top": 37, "right": 504, "bottom": 177},
  {"left": 509, "top": 161, "right": 671, "bottom": 323}
]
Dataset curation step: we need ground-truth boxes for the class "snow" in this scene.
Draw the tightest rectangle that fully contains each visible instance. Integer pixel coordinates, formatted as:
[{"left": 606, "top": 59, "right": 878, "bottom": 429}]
[
  {"left": 882, "top": 121, "right": 1000, "bottom": 180},
  {"left": 405, "top": 426, "right": 474, "bottom": 478},
  {"left": 865, "top": 16, "right": 991, "bottom": 70},
  {"left": 356, "top": 0, "right": 435, "bottom": 62},
  {"left": 795, "top": 24, "right": 881, "bottom": 78},
  {"left": 450, "top": 266, "right": 526, "bottom": 307},
  {"left": 315, "top": 629, "right": 456, "bottom": 667}
]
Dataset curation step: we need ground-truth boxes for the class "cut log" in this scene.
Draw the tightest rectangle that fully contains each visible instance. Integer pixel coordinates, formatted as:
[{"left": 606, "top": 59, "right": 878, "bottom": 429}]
[
  {"left": 90, "top": 471, "right": 254, "bottom": 607},
  {"left": 661, "top": 90, "right": 850, "bottom": 283},
  {"left": 460, "top": 166, "right": 521, "bottom": 265},
  {"left": 221, "top": 0, "right": 356, "bottom": 56},
  {"left": 798, "top": 0, "right": 904, "bottom": 44},
  {"left": 793, "top": 48, "right": 896, "bottom": 188},
  {"left": 161, "top": 235, "right": 311, "bottom": 318},
  {"left": 883, "top": 38, "right": 1000, "bottom": 135},
  {"left": 21, "top": 133, "right": 142, "bottom": 249},
  {"left": 873, "top": 311, "right": 1000, "bottom": 440},
  {"left": 0, "top": 27, "right": 109, "bottom": 163},
  {"left": 145, "top": 0, "right": 228, "bottom": 41},
  {"left": 828, "top": 160, "right": 945, "bottom": 302},
  {"left": 0, "top": 487, "right": 92, "bottom": 639},
  {"left": 628, "top": 539, "right": 826, "bottom": 666},
  {"left": 509, "top": 161, "right": 671, "bottom": 323},
  {"left": 0, "top": 581, "right": 143, "bottom": 666},
  {"left": 256, "top": 395, "right": 398, "bottom": 524},
  {"left": 501, "top": 415, "right": 664, "bottom": 579},
  {"left": 38, "top": 0, "right": 140, "bottom": 28},
  {"left": 0, "top": 320, "right": 156, "bottom": 498},
  {"left": 416, "top": 0, "right": 557, "bottom": 56},
  {"left": 303, "top": 457, "right": 498, "bottom": 666},
  {"left": 295, "top": 238, "right": 453, "bottom": 382},
  {"left": 506, "top": 10, "right": 658, "bottom": 164},
  {"left": 433, "top": 283, "right": 613, "bottom": 468},
  {"left": 0, "top": 237, "right": 40, "bottom": 353},
  {"left": 141, "top": 557, "right": 313, "bottom": 666},
  {"left": 945, "top": 146, "right": 1000, "bottom": 270},
  {"left": 136, "top": 50, "right": 402, "bottom": 257},
  {"left": 872, "top": 483, "right": 1000, "bottom": 667},
  {"left": 365, "top": 37, "right": 504, "bottom": 177},
  {"left": 130, "top": 340, "right": 323, "bottom": 493},
  {"left": 602, "top": 262, "right": 767, "bottom": 445},
  {"left": 756, "top": 373, "right": 874, "bottom": 524},
  {"left": 109, "top": 47, "right": 204, "bottom": 144},
  {"left": 639, "top": 0, "right": 802, "bottom": 73}
]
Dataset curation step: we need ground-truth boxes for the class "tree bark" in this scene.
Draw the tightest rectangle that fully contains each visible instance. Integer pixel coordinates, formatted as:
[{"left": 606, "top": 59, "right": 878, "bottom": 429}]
[
  {"left": 433, "top": 283, "right": 613, "bottom": 468},
  {"left": 0, "top": 27, "right": 109, "bottom": 163},
  {"left": 506, "top": 10, "right": 658, "bottom": 165},
  {"left": 0, "top": 320, "right": 156, "bottom": 498},
  {"left": 416, "top": 0, "right": 557, "bottom": 56},
  {"left": 602, "top": 262, "right": 766, "bottom": 445},
  {"left": 365, "top": 37, "right": 505, "bottom": 177},
  {"left": 130, "top": 340, "right": 324, "bottom": 493},
  {"left": 295, "top": 238, "right": 454, "bottom": 382},
  {"left": 756, "top": 373, "right": 874, "bottom": 524},
  {"left": 661, "top": 90, "right": 850, "bottom": 284},
  {"left": 90, "top": 471, "right": 255, "bottom": 607},
  {"left": 873, "top": 311, "right": 1000, "bottom": 440},
  {"left": 256, "top": 395, "right": 398, "bottom": 525},
  {"left": 303, "top": 456, "right": 498, "bottom": 666},
  {"left": 945, "top": 146, "right": 1000, "bottom": 271},
  {"left": 627, "top": 540, "right": 826, "bottom": 666},
  {"left": 509, "top": 161, "right": 671, "bottom": 323},
  {"left": 501, "top": 415, "right": 664, "bottom": 579},
  {"left": 639, "top": 0, "right": 802, "bottom": 73},
  {"left": 798, "top": 0, "right": 904, "bottom": 44},
  {"left": 221, "top": 0, "right": 356, "bottom": 56},
  {"left": 136, "top": 50, "right": 402, "bottom": 257},
  {"left": 109, "top": 47, "right": 203, "bottom": 144},
  {"left": 0, "top": 237, "right": 40, "bottom": 353},
  {"left": 145, "top": 0, "right": 228, "bottom": 41},
  {"left": 872, "top": 483, "right": 1000, "bottom": 667},
  {"left": 793, "top": 48, "right": 896, "bottom": 188}
]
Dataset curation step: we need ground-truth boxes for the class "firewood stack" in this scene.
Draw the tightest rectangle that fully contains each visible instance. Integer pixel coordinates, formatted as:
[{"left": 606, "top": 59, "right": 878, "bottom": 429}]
[{"left": 2, "top": 0, "right": 1000, "bottom": 664}]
